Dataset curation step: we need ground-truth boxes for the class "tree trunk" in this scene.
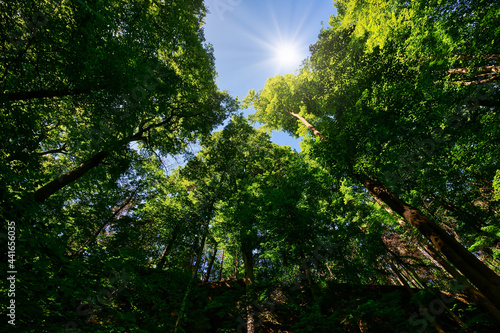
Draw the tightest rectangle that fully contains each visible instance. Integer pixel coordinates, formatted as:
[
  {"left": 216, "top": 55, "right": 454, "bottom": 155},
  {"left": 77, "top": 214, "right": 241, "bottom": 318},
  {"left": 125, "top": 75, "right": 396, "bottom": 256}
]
[
  {"left": 242, "top": 251, "right": 254, "bottom": 286},
  {"left": 200, "top": 246, "right": 207, "bottom": 279},
  {"left": 287, "top": 111, "right": 326, "bottom": 141},
  {"left": 403, "top": 250, "right": 470, "bottom": 331},
  {"left": 418, "top": 236, "right": 500, "bottom": 324},
  {"left": 463, "top": 73, "right": 500, "bottom": 86},
  {"left": 242, "top": 249, "right": 255, "bottom": 333},
  {"left": 298, "top": 249, "right": 319, "bottom": 301},
  {"left": 359, "top": 174, "right": 500, "bottom": 311},
  {"left": 157, "top": 223, "right": 180, "bottom": 271},
  {"left": 204, "top": 244, "right": 218, "bottom": 283},
  {"left": 219, "top": 248, "right": 225, "bottom": 281},
  {"left": 34, "top": 151, "right": 108, "bottom": 202},
  {"left": 32, "top": 107, "right": 194, "bottom": 203},
  {"left": 242, "top": 250, "right": 255, "bottom": 331},
  {"left": 293, "top": 113, "right": 500, "bottom": 320},
  {"left": 233, "top": 258, "right": 239, "bottom": 279},
  {"left": 446, "top": 65, "right": 499, "bottom": 75},
  {"left": 325, "top": 262, "right": 335, "bottom": 279},
  {"left": 360, "top": 178, "right": 500, "bottom": 323}
]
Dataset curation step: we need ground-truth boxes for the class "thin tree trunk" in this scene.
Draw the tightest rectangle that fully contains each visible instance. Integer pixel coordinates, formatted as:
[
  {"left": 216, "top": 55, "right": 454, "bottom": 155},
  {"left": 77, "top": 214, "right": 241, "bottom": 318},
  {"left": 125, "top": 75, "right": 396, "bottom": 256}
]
[
  {"left": 157, "top": 223, "right": 180, "bottom": 271},
  {"left": 233, "top": 258, "right": 239, "bottom": 279},
  {"left": 325, "top": 262, "right": 334, "bottom": 279},
  {"left": 298, "top": 249, "right": 319, "bottom": 301},
  {"left": 404, "top": 253, "right": 470, "bottom": 331},
  {"left": 405, "top": 263, "right": 426, "bottom": 289},
  {"left": 387, "top": 258, "right": 404, "bottom": 287},
  {"left": 360, "top": 220, "right": 425, "bottom": 289},
  {"left": 174, "top": 183, "right": 219, "bottom": 333},
  {"left": 242, "top": 249, "right": 255, "bottom": 333},
  {"left": 219, "top": 248, "right": 225, "bottom": 281},
  {"left": 420, "top": 239, "right": 462, "bottom": 281},
  {"left": 204, "top": 244, "right": 218, "bottom": 283},
  {"left": 396, "top": 223, "right": 500, "bottom": 324},
  {"left": 463, "top": 74, "right": 500, "bottom": 86},
  {"left": 392, "top": 258, "right": 424, "bottom": 289},
  {"left": 200, "top": 246, "right": 207, "bottom": 280}
]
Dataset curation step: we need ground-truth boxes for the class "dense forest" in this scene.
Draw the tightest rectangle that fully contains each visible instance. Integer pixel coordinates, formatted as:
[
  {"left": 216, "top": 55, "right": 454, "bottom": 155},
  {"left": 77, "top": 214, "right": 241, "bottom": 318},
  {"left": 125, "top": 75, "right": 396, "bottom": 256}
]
[{"left": 1, "top": 0, "right": 500, "bottom": 332}]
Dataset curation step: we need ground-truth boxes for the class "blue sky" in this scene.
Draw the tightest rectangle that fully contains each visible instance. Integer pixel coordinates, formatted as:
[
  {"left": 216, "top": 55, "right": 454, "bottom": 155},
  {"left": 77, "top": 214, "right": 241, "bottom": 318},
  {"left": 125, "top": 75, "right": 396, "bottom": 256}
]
[{"left": 203, "top": 0, "right": 336, "bottom": 151}]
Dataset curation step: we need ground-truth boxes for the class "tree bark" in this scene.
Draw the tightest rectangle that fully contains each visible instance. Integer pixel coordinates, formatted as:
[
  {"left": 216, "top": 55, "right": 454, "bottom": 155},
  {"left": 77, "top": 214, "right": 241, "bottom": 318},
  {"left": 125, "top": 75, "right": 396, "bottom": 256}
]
[
  {"left": 446, "top": 65, "right": 499, "bottom": 75},
  {"left": 325, "top": 262, "right": 335, "bottom": 279},
  {"left": 359, "top": 174, "right": 500, "bottom": 311},
  {"left": 219, "top": 248, "right": 225, "bottom": 281},
  {"left": 293, "top": 112, "right": 500, "bottom": 319},
  {"left": 287, "top": 110, "right": 326, "bottom": 141},
  {"left": 233, "top": 258, "right": 239, "bottom": 279},
  {"left": 242, "top": 249, "right": 255, "bottom": 333},
  {"left": 418, "top": 236, "right": 500, "bottom": 324},
  {"left": 204, "top": 244, "right": 218, "bottom": 283},
  {"left": 32, "top": 106, "right": 204, "bottom": 203},
  {"left": 157, "top": 223, "right": 180, "bottom": 271},
  {"left": 34, "top": 151, "right": 108, "bottom": 203}
]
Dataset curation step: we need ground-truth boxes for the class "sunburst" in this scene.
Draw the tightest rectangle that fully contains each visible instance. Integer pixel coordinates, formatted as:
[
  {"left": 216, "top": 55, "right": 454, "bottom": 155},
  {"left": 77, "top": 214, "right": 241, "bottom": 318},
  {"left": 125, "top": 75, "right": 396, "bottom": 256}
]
[{"left": 273, "top": 42, "right": 303, "bottom": 69}]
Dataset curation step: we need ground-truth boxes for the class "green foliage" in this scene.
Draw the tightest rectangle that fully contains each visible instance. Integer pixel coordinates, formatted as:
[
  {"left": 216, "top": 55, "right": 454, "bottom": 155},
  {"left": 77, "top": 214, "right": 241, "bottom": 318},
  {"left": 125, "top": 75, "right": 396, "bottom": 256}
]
[
  {"left": 2, "top": 0, "right": 500, "bottom": 332},
  {"left": 494, "top": 170, "right": 500, "bottom": 201}
]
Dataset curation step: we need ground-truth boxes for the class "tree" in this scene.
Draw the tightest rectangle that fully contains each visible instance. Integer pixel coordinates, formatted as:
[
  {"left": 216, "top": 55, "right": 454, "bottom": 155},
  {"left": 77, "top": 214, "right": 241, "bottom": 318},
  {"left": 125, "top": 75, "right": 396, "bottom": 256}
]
[
  {"left": 1, "top": 0, "right": 237, "bottom": 206},
  {"left": 244, "top": 0, "right": 500, "bottom": 318},
  {"left": 3, "top": 1, "right": 500, "bottom": 331},
  {"left": 0, "top": 1, "right": 236, "bottom": 331}
]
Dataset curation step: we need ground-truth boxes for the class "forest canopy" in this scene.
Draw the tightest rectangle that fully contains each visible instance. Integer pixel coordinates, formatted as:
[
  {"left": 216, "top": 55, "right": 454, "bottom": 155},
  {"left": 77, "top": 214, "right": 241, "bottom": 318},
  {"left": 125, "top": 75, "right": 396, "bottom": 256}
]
[{"left": 1, "top": 0, "right": 500, "bottom": 332}]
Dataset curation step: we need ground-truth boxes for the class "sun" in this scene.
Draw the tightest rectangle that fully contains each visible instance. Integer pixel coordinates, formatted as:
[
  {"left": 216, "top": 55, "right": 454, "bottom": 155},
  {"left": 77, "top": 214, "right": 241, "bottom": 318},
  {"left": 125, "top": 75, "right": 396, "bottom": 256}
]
[{"left": 272, "top": 42, "right": 303, "bottom": 70}]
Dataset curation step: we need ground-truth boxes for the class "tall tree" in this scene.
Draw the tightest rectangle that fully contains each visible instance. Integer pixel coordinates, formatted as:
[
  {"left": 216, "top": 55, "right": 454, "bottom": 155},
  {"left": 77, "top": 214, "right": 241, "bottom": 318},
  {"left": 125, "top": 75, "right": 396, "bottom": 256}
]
[
  {"left": 1, "top": 0, "right": 237, "bottom": 206},
  {"left": 244, "top": 0, "right": 500, "bottom": 315}
]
